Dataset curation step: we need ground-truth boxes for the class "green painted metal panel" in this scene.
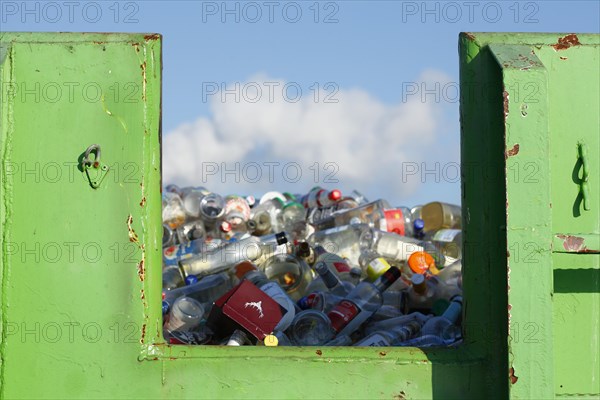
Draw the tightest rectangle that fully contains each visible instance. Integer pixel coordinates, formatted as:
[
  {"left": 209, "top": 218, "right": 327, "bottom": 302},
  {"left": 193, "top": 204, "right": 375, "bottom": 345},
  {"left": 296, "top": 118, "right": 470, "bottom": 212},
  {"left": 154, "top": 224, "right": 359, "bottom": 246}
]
[
  {"left": 0, "top": 32, "right": 163, "bottom": 399},
  {"left": 1, "top": 31, "right": 597, "bottom": 399},
  {"left": 460, "top": 32, "right": 600, "bottom": 399}
]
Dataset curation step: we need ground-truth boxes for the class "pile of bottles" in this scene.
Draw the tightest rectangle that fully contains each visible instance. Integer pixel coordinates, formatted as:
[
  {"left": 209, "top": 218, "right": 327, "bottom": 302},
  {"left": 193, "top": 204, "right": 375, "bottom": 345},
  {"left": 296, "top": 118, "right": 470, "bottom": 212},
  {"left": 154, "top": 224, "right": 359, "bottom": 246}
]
[{"left": 162, "top": 186, "right": 463, "bottom": 347}]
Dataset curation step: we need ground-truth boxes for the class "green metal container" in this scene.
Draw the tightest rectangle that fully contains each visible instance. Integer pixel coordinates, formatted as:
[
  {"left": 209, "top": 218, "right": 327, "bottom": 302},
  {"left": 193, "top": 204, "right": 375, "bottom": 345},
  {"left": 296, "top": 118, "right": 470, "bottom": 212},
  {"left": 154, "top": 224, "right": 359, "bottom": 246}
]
[{"left": 0, "top": 32, "right": 598, "bottom": 399}]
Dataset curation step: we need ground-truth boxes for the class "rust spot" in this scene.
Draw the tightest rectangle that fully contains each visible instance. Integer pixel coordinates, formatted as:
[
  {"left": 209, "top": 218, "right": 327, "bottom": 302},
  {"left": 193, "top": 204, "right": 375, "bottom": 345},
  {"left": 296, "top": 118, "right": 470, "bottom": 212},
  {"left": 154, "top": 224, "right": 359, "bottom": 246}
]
[
  {"left": 506, "top": 144, "right": 520, "bottom": 159},
  {"left": 127, "top": 215, "right": 139, "bottom": 243},
  {"left": 315, "top": 349, "right": 322, "bottom": 356},
  {"left": 137, "top": 259, "right": 145, "bottom": 282},
  {"left": 559, "top": 56, "right": 568, "bottom": 60},
  {"left": 152, "top": 357, "right": 158, "bottom": 361},
  {"left": 144, "top": 34, "right": 161, "bottom": 41},
  {"left": 93, "top": 41, "right": 105, "bottom": 45},
  {"left": 503, "top": 90, "right": 509, "bottom": 119},
  {"left": 140, "top": 289, "right": 145, "bottom": 300},
  {"left": 557, "top": 234, "right": 591, "bottom": 253},
  {"left": 509, "top": 367, "right": 519, "bottom": 384},
  {"left": 140, "top": 197, "right": 146, "bottom": 207},
  {"left": 553, "top": 34, "right": 580, "bottom": 51},
  {"left": 379, "top": 351, "right": 387, "bottom": 357},
  {"left": 508, "top": 304, "right": 512, "bottom": 311},
  {"left": 140, "top": 323, "right": 147, "bottom": 344},
  {"left": 507, "top": 250, "right": 510, "bottom": 258},
  {"left": 464, "top": 32, "right": 476, "bottom": 41}
]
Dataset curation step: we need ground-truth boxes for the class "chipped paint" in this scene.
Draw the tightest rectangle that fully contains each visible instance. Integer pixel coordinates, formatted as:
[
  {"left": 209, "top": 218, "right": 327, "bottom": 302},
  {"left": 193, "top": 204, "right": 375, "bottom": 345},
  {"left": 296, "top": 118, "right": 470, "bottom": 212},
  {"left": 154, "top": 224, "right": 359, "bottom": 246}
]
[
  {"left": 506, "top": 144, "right": 520, "bottom": 159},
  {"left": 552, "top": 34, "right": 581, "bottom": 51},
  {"left": 137, "top": 259, "right": 145, "bottom": 282},
  {"left": 509, "top": 367, "right": 519, "bottom": 384},
  {"left": 127, "top": 214, "right": 139, "bottom": 243},
  {"left": 556, "top": 234, "right": 590, "bottom": 253},
  {"left": 503, "top": 90, "right": 509, "bottom": 119},
  {"left": 315, "top": 349, "right": 322, "bottom": 356},
  {"left": 144, "top": 34, "right": 161, "bottom": 41}
]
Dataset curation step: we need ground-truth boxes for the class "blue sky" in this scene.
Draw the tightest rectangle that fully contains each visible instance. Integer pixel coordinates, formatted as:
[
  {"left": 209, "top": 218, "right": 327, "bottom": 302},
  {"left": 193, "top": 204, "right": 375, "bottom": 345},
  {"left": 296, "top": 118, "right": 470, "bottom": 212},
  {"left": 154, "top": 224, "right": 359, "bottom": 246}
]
[{"left": 2, "top": 1, "right": 599, "bottom": 206}]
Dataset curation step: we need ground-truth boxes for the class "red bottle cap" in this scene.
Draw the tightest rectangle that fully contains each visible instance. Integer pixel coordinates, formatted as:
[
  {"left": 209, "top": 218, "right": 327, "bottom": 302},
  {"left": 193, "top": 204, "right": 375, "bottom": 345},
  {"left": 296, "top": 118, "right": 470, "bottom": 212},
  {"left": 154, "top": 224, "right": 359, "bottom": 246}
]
[
  {"left": 220, "top": 221, "right": 232, "bottom": 232},
  {"left": 384, "top": 209, "right": 406, "bottom": 236},
  {"left": 328, "top": 189, "right": 342, "bottom": 202}
]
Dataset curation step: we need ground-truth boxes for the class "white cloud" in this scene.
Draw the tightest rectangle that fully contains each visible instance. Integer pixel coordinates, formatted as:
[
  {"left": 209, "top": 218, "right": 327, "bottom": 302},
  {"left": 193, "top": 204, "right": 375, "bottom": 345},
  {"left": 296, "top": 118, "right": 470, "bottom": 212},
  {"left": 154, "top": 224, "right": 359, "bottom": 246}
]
[{"left": 163, "top": 70, "right": 458, "bottom": 203}]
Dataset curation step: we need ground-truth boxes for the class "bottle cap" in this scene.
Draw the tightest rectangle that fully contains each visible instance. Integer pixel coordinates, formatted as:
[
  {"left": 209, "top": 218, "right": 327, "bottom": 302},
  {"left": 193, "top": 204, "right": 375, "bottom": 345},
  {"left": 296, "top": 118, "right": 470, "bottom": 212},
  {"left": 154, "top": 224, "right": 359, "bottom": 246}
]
[
  {"left": 162, "top": 300, "right": 170, "bottom": 316},
  {"left": 328, "top": 189, "right": 342, "bottom": 201},
  {"left": 275, "top": 232, "right": 288, "bottom": 245},
  {"left": 408, "top": 251, "right": 435, "bottom": 274},
  {"left": 384, "top": 209, "right": 406, "bottom": 236},
  {"left": 411, "top": 273, "right": 427, "bottom": 295},
  {"left": 263, "top": 334, "right": 279, "bottom": 346},
  {"left": 220, "top": 221, "right": 232, "bottom": 232},
  {"left": 414, "top": 218, "right": 425, "bottom": 231},
  {"left": 297, "top": 294, "right": 315, "bottom": 310},
  {"left": 234, "top": 261, "right": 258, "bottom": 279},
  {"left": 245, "top": 195, "right": 256, "bottom": 208},
  {"left": 379, "top": 266, "right": 401, "bottom": 285},
  {"left": 295, "top": 242, "right": 312, "bottom": 258},
  {"left": 185, "top": 275, "right": 199, "bottom": 286}
]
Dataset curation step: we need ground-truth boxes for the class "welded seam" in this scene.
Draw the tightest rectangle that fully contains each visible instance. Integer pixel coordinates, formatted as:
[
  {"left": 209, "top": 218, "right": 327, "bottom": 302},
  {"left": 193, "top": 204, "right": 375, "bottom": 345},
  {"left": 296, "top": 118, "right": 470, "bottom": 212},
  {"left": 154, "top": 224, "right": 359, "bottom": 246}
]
[{"left": 0, "top": 43, "right": 15, "bottom": 397}]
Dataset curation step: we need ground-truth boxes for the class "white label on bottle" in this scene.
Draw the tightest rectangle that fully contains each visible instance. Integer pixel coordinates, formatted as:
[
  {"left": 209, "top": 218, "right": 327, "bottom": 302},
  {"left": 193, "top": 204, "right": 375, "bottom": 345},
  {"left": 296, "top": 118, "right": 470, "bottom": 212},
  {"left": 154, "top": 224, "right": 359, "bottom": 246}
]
[
  {"left": 356, "top": 333, "right": 391, "bottom": 347},
  {"left": 433, "top": 229, "right": 461, "bottom": 243}
]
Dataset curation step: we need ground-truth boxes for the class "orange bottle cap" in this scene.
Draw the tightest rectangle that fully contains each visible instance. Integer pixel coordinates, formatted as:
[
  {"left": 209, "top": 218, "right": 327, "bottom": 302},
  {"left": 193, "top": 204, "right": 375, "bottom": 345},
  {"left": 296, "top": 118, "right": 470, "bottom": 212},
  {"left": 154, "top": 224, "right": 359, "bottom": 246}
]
[{"left": 408, "top": 251, "right": 435, "bottom": 274}]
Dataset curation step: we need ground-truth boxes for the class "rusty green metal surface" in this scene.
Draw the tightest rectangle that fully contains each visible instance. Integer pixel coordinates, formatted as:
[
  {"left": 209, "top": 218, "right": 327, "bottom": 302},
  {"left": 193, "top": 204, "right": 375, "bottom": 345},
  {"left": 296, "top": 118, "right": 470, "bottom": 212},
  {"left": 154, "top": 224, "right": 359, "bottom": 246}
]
[
  {"left": 460, "top": 32, "right": 600, "bottom": 399},
  {"left": 0, "top": 32, "right": 597, "bottom": 399}
]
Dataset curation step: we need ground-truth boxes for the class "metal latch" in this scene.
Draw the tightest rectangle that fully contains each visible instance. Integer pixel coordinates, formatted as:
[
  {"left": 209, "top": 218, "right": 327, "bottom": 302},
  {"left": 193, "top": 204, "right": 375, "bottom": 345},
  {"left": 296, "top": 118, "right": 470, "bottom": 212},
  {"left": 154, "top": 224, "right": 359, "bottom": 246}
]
[{"left": 81, "top": 144, "right": 109, "bottom": 189}]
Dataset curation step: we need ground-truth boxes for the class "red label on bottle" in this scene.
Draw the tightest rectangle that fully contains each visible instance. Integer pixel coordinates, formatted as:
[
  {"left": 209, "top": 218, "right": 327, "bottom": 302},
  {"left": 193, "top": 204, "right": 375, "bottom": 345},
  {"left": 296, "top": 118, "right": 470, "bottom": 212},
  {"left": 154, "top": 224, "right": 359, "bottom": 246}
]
[
  {"left": 384, "top": 209, "right": 405, "bottom": 236},
  {"left": 327, "top": 300, "right": 360, "bottom": 333},
  {"left": 332, "top": 261, "right": 351, "bottom": 273}
]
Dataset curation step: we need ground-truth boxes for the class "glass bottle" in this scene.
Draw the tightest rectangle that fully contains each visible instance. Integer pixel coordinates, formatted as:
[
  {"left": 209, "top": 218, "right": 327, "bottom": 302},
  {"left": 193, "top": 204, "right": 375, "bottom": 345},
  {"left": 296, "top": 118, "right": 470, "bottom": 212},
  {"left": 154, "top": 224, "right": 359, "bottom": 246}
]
[
  {"left": 300, "top": 187, "right": 343, "bottom": 209},
  {"left": 179, "top": 232, "right": 288, "bottom": 278},
  {"left": 354, "top": 320, "right": 421, "bottom": 346},
  {"left": 420, "top": 202, "right": 461, "bottom": 232},
  {"left": 327, "top": 267, "right": 402, "bottom": 337},
  {"left": 259, "top": 253, "right": 313, "bottom": 302}
]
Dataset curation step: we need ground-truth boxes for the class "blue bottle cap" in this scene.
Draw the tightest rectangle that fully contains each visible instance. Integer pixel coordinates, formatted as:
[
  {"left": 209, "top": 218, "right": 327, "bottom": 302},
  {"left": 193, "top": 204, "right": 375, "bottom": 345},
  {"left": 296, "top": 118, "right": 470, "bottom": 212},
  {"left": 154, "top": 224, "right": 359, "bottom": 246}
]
[
  {"left": 162, "top": 301, "right": 170, "bottom": 316},
  {"left": 297, "top": 296, "right": 310, "bottom": 310},
  {"left": 414, "top": 218, "right": 425, "bottom": 231},
  {"left": 185, "top": 275, "right": 199, "bottom": 286}
]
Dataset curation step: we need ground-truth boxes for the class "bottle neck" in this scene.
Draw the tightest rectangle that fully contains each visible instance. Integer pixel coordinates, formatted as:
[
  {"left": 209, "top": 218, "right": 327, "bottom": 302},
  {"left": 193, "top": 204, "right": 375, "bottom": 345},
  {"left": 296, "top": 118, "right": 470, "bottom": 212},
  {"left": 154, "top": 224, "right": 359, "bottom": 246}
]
[
  {"left": 372, "top": 267, "right": 401, "bottom": 293},
  {"left": 442, "top": 297, "right": 463, "bottom": 324},
  {"left": 314, "top": 262, "right": 342, "bottom": 289}
]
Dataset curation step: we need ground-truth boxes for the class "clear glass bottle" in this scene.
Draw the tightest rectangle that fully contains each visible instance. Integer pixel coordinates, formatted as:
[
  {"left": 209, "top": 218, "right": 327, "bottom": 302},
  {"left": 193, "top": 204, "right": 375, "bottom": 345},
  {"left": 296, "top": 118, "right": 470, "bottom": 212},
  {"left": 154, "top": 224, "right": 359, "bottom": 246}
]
[
  {"left": 163, "top": 224, "right": 177, "bottom": 247},
  {"left": 247, "top": 210, "right": 272, "bottom": 235},
  {"left": 163, "top": 297, "right": 204, "bottom": 333},
  {"left": 279, "top": 202, "right": 308, "bottom": 241},
  {"left": 226, "top": 329, "right": 251, "bottom": 346},
  {"left": 288, "top": 309, "right": 335, "bottom": 346},
  {"left": 354, "top": 320, "right": 421, "bottom": 346},
  {"left": 358, "top": 249, "right": 393, "bottom": 281},
  {"left": 313, "top": 199, "right": 415, "bottom": 237},
  {"left": 163, "top": 272, "right": 233, "bottom": 306},
  {"left": 251, "top": 197, "right": 284, "bottom": 233},
  {"left": 420, "top": 202, "right": 461, "bottom": 232},
  {"left": 308, "top": 224, "right": 371, "bottom": 267},
  {"left": 359, "top": 227, "right": 425, "bottom": 263},
  {"left": 327, "top": 267, "right": 402, "bottom": 337},
  {"left": 300, "top": 187, "right": 343, "bottom": 209},
  {"left": 313, "top": 261, "right": 354, "bottom": 297},
  {"left": 179, "top": 232, "right": 288, "bottom": 278},
  {"left": 223, "top": 195, "right": 251, "bottom": 232},
  {"left": 175, "top": 219, "right": 206, "bottom": 244},
  {"left": 419, "top": 295, "right": 463, "bottom": 340},
  {"left": 430, "top": 229, "right": 462, "bottom": 266},
  {"left": 259, "top": 253, "right": 313, "bottom": 302},
  {"left": 162, "top": 192, "right": 186, "bottom": 229}
]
